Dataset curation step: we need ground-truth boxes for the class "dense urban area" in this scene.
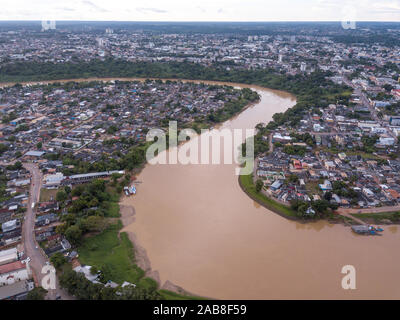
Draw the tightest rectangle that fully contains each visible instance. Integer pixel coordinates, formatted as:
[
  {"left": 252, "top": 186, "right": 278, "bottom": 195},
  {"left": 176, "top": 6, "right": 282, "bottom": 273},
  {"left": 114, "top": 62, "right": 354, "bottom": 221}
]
[{"left": 0, "top": 21, "right": 400, "bottom": 300}]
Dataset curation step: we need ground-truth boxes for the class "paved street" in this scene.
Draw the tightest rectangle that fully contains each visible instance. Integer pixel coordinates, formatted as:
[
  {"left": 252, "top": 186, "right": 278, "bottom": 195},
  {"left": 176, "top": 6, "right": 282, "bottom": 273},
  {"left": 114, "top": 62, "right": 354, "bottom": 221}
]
[{"left": 22, "top": 162, "right": 72, "bottom": 300}]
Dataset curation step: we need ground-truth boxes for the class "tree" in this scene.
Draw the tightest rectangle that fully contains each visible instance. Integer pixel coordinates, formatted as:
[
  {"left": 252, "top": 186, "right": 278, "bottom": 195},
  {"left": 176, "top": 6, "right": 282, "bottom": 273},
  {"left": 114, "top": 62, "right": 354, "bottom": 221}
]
[
  {"left": 288, "top": 174, "right": 299, "bottom": 184},
  {"left": 0, "top": 144, "right": 8, "bottom": 155},
  {"left": 81, "top": 216, "right": 107, "bottom": 232},
  {"left": 27, "top": 287, "right": 48, "bottom": 300},
  {"left": 64, "top": 186, "right": 72, "bottom": 194},
  {"left": 323, "top": 192, "right": 332, "bottom": 201},
  {"left": 383, "top": 84, "right": 394, "bottom": 92},
  {"left": 56, "top": 190, "right": 68, "bottom": 202},
  {"left": 312, "top": 200, "right": 330, "bottom": 214},
  {"left": 255, "top": 179, "right": 264, "bottom": 193},
  {"left": 36, "top": 142, "right": 43, "bottom": 149},
  {"left": 65, "top": 225, "right": 82, "bottom": 245},
  {"left": 50, "top": 252, "right": 67, "bottom": 269}
]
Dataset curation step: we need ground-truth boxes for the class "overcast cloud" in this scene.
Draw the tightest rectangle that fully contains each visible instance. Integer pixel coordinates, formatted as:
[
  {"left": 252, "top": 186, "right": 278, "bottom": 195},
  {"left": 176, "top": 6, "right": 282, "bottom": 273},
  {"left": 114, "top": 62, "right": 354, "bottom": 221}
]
[{"left": 0, "top": 0, "right": 398, "bottom": 21}]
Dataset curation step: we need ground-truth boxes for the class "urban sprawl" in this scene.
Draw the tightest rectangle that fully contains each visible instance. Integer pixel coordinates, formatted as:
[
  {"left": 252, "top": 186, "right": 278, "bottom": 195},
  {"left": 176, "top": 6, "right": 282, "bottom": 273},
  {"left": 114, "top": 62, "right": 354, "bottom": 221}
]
[{"left": 0, "top": 22, "right": 399, "bottom": 300}]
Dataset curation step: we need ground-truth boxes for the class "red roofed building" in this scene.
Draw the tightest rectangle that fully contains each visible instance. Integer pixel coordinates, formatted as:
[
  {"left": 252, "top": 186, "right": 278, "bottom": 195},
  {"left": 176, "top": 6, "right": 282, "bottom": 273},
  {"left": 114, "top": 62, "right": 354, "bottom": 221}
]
[
  {"left": 0, "top": 261, "right": 29, "bottom": 286},
  {"left": 387, "top": 189, "right": 400, "bottom": 200},
  {"left": 392, "top": 89, "right": 400, "bottom": 98}
]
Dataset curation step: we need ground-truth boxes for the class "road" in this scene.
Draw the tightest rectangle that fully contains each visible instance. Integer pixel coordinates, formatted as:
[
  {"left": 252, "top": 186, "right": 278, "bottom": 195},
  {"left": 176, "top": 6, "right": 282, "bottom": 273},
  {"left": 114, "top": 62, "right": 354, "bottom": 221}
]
[
  {"left": 337, "top": 205, "right": 400, "bottom": 215},
  {"left": 343, "top": 76, "right": 397, "bottom": 140},
  {"left": 22, "top": 162, "right": 72, "bottom": 300}
]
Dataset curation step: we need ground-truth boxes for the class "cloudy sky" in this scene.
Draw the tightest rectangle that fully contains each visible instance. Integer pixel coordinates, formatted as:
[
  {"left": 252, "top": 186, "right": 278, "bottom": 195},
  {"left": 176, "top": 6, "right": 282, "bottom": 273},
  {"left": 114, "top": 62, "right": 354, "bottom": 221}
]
[{"left": 0, "top": 0, "right": 399, "bottom": 21}]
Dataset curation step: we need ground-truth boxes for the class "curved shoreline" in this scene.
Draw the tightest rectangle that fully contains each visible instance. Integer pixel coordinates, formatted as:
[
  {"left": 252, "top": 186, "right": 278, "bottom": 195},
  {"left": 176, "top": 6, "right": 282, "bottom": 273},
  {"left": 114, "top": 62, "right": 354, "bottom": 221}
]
[
  {"left": 238, "top": 174, "right": 300, "bottom": 222},
  {"left": 6, "top": 77, "right": 395, "bottom": 222}
]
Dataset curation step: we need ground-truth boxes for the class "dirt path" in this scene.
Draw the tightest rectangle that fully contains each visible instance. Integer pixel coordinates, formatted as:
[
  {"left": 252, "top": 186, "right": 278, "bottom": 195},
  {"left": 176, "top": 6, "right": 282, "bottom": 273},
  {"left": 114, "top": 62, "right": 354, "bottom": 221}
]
[
  {"left": 337, "top": 212, "right": 367, "bottom": 225},
  {"left": 337, "top": 206, "right": 400, "bottom": 215}
]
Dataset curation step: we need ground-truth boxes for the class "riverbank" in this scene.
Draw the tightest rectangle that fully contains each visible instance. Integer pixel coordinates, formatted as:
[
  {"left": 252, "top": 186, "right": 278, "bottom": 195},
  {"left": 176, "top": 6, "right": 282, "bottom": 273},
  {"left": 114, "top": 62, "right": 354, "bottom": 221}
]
[
  {"left": 119, "top": 204, "right": 160, "bottom": 284},
  {"left": 352, "top": 211, "right": 400, "bottom": 225},
  {"left": 238, "top": 173, "right": 299, "bottom": 220},
  {"left": 238, "top": 174, "right": 392, "bottom": 226},
  {"left": 119, "top": 201, "right": 207, "bottom": 299}
]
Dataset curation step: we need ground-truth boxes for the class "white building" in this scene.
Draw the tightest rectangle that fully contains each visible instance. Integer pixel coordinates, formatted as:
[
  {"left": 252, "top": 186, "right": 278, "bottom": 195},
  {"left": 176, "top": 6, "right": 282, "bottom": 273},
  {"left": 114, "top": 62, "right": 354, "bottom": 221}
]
[
  {"left": 0, "top": 248, "right": 19, "bottom": 266},
  {"left": 73, "top": 265, "right": 100, "bottom": 283},
  {"left": 313, "top": 123, "right": 323, "bottom": 132},
  {"left": 0, "top": 261, "right": 29, "bottom": 286},
  {"left": 43, "top": 172, "right": 65, "bottom": 189},
  {"left": 379, "top": 136, "right": 396, "bottom": 146},
  {"left": 1, "top": 220, "right": 18, "bottom": 233},
  {"left": 371, "top": 127, "right": 387, "bottom": 134}
]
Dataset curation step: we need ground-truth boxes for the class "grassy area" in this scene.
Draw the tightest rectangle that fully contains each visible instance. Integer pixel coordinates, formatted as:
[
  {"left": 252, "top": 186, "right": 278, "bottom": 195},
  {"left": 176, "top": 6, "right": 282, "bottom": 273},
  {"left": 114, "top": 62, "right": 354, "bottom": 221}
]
[
  {"left": 324, "top": 90, "right": 353, "bottom": 101},
  {"left": 77, "top": 221, "right": 151, "bottom": 287},
  {"left": 106, "top": 186, "right": 122, "bottom": 202},
  {"left": 77, "top": 220, "right": 206, "bottom": 298},
  {"left": 239, "top": 174, "right": 297, "bottom": 218},
  {"left": 353, "top": 211, "right": 400, "bottom": 223},
  {"left": 305, "top": 181, "right": 322, "bottom": 196},
  {"left": 39, "top": 188, "right": 57, "bottom": 202},
  {"left": 102, "top": 201, "right": 121, "bottom": 218},
  {"left": 159, "top": 290, "right": 206, "bottom": 300},
  {"left": 346, "top": 151, "right": 383, "bottom": 160}
]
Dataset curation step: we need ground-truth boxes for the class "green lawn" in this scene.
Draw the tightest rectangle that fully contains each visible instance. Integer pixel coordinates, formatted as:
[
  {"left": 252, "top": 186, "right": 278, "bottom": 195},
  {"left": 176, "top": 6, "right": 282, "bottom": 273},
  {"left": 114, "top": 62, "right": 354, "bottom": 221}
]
[
  {"left": 346, "top": 151, "right": 382, "bottom": 160},
  {"left": 305, "top": 181, "right": 322, "bottom": 196},
  {"left": 77, "top": 221, "right": 154, "bottom": 288},
  {"left": 239, "top": 174, "right": 297, "bottom": 218},
  {"left": 77, "top": 220, "right": 207, "bottom": 297},
  {"left": 159, "top": 290, "right": 206, "bottom": 300},
  {"left": 102, "top": 201, "right": 121, "bottom": 218},
  {"left": 39, "top": 188, "right": 58, "bottom": 202}
]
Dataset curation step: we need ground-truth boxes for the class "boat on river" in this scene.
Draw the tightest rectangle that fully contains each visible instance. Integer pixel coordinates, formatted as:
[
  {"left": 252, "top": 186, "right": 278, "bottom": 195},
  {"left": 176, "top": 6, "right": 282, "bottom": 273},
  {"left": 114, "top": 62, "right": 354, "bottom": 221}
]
[
  {"left": 351, "top": 225, "right": 384, "bottom": 235},
  {"left": 124, "top": 185, "right": 137, "bottom": 196}
]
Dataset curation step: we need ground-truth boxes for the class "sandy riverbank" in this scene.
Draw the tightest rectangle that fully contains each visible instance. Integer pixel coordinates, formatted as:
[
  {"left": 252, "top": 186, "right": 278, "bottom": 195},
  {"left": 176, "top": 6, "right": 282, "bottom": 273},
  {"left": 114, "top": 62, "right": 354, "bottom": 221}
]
[{"left": 119, "top": 204, "right": 160, "bottom": 284}]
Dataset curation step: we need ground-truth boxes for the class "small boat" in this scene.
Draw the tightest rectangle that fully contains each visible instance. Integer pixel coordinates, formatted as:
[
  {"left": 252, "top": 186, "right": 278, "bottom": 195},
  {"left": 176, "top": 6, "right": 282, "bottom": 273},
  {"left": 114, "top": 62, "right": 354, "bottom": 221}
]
[
  {"left": 124, "top": 186, "right": 132, "bottom": 196},
  {"left": 370, "top": 225, "right": 384, "bottom": 232},
  {"left": 351, "top": 225, "right": 383, "bottom": 235},
  {"left": 129, "top": 185, "right": 136, "bottom": 195}
]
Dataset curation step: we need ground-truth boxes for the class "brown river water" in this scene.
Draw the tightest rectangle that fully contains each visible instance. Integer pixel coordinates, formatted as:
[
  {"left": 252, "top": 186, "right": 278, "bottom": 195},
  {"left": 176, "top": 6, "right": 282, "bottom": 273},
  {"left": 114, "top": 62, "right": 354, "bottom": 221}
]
[
  {"left": 6, "top": 78, "right": 400, "bottom": 299},
  {"left": 119, "top": 82, "right": 400, "bottom": 300}
]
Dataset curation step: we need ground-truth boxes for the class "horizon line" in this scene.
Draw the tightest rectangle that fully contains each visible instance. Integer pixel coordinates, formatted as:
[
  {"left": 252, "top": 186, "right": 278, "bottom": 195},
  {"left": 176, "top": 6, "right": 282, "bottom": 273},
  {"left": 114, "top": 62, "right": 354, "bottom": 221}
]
[{"left": 0, "top": 20, "right": 399, "bottom": 23}]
